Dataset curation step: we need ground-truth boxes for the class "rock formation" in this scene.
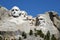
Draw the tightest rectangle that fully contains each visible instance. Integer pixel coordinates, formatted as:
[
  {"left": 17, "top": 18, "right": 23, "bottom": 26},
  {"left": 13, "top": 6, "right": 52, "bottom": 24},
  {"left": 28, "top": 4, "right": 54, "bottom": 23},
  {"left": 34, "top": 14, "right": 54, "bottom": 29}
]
[{"left": 0, "top": 6, "right": 60, "bottom": 40}]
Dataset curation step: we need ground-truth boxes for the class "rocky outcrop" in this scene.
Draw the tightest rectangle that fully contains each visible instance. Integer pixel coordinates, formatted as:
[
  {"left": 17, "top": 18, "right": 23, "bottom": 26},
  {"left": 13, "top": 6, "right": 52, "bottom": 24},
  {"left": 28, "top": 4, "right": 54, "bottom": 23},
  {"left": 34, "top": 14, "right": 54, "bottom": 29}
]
[
  {"left": 45, "top": 11, "right": 60, "bottom": 32},
  {"left": 0, "top": 6, "right": 10, "bottom": 21},
  {"left": 0, "top": 6, "right": 60, "bottom": 40}
]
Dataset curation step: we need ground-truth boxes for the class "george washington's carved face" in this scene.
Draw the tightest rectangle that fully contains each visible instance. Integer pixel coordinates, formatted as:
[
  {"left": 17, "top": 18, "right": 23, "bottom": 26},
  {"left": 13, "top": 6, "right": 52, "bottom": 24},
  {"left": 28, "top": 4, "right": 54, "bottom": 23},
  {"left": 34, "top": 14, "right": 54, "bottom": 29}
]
[{"left": 11, "top": 6, "right": 21, "bottom": 17}]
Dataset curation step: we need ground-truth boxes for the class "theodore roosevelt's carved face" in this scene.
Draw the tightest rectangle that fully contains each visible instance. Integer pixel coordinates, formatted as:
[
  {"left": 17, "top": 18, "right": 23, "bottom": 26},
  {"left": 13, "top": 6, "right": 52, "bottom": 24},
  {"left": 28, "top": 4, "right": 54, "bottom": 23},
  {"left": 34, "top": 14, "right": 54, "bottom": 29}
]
[{"left": 11, "top": 6, "right": 21, "bottom": 17}]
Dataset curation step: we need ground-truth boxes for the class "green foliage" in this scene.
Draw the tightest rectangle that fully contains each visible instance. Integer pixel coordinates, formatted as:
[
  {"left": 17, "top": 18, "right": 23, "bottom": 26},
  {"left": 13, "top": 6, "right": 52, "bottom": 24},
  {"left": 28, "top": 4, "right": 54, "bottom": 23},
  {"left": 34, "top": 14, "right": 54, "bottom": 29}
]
[
  {"left": 51, "top": 34, "right": 57, "bottom": 40},
  {"left": 19, "top": 37, "right": 22, "bottom": 40},
  {"left": 22, "top": 32, "right": 27, "bottom": 39},
  {"left": 29, "top": 30, "right": 33, "bottom": 35},
  {"left": 34, "top": 33, "right": 37, "bottom": 37},
  {"left": 36, "top": 30, "right": 44, "bottom": 38},
  {"left": 44, "top": 31, "right": 50, "bottom": 40},
  {"left": 36, "top": 30, "right": 42, "bottom": 35},
  {"left": 34, "top": 29, "right": 57, "bottom": 40},
  {"left": 0, "top": 36, "right": 2, "bottom": 40},
  {"left": 34, "top": 28, "right": 36, "bottom": 31}
]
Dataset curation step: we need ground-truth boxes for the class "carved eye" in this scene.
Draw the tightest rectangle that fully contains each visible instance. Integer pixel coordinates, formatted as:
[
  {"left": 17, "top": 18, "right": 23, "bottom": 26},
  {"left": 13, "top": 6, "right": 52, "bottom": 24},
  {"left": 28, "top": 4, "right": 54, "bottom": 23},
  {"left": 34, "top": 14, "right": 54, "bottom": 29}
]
[
  {"left": 33, "top": 19, "right": 35, "bottom": 21},
  {"left": 19, "top": 13, "right": 21, "bottom": 16},
  {"left": 11, "top": 9, "right": 14, "bottom": 11},
  {"left": 22, "top": 14, "right": 24, "bottom": 15},
  {"left": 15, "top": 9, "right": 18, "bottom": 11},
  {"left": 39, "top": 18, "right": 43, "bottom": 20},
  {"left": 29, "top": 19, "right": 31, "bottom": 21},
  {"left": 24, "top": 15, "right": 26, "bottom": 17}
]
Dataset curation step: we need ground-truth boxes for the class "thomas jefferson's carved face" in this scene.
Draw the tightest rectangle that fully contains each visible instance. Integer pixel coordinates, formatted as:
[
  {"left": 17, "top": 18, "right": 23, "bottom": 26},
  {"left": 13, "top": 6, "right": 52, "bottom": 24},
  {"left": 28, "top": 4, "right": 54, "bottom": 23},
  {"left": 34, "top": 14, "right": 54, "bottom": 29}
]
[{"left": 20, "top": 11, "right": 27, "bottom": 17}]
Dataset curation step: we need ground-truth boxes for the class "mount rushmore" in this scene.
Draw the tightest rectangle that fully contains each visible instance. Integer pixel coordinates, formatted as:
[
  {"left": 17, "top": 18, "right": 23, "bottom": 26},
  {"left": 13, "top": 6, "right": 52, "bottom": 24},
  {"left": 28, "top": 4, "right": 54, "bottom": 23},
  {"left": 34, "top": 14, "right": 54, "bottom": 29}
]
[{"left": 0, "top": 6, "right": 60, "bottom": 40}]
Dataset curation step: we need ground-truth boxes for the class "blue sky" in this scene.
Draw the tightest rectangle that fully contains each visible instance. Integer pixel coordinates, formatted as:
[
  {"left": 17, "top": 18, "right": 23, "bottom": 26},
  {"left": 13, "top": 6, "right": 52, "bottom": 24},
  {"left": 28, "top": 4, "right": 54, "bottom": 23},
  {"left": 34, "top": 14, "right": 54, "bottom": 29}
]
[{"left": 0, "top": 0, "right": 60, "bottom": 16}]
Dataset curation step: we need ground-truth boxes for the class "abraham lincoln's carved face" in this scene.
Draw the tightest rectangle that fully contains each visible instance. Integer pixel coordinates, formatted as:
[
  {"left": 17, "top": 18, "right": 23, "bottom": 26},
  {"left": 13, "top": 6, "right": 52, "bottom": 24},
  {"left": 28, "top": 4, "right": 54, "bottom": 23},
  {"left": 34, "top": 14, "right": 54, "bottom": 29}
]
[{"left": 38, "top": 16, "right": 45, "bottom": 26}]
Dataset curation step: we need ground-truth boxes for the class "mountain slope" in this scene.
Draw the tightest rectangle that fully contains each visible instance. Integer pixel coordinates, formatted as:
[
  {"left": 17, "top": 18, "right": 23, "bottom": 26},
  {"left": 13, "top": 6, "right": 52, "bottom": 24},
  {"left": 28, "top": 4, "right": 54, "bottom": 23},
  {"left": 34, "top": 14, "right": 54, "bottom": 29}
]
[{"left": 0, "top": 6, "right": 60, "bottom": 40}]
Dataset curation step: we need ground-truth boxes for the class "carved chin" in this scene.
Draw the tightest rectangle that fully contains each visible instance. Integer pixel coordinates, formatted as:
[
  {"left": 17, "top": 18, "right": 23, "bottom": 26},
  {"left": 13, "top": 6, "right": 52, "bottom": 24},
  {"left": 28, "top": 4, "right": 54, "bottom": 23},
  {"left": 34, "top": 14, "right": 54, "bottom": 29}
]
[{"left": 12, "top": 15, "right": 19, "bottom": 18}]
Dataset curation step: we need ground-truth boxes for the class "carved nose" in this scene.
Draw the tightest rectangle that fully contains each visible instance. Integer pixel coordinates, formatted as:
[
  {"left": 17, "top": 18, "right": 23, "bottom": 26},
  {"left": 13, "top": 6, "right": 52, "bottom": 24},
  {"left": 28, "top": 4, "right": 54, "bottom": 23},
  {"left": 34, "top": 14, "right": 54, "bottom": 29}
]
[{"left": 14, "top": 12, "right": 15, "bottom": 14}]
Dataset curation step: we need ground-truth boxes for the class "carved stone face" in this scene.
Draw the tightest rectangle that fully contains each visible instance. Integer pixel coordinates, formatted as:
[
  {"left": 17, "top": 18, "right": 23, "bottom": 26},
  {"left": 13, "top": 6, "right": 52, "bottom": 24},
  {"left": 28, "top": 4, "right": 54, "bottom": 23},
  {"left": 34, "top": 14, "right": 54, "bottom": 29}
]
[
  {"left": 20, "top": 11, "right": 27, "bottom": 17},
  {"left": 38, "top": 16, "right": 45, "bottom": 26},
  {"left": 11, "top": 6, "right": 21, "bottom": 17}
]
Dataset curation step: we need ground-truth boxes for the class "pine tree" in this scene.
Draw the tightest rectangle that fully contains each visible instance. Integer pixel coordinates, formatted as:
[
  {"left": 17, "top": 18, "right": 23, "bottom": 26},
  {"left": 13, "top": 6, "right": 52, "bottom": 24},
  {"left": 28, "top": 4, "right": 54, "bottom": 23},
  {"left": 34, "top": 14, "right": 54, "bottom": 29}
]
[
  {"left": 51, "top": 34, "right": 57, "bottom": 40},
  {"left": 34, "top": 33, "right": 37, "bottom": 37},
  {"left": 36, "top": 30, "right": 44, "bottom": 38},
  {"left": 22, "top": 32, "right": 27, "bottom": 39},
  {"left": 0, "top": 36, "right": 2, "bottom": 40},
  {"left": 19, "top": 37, "right": 22, "bottom": 40},
  {"left": 29, "top": 30, "right": 33, "bottom": 35},
  {"left": 34, "top": 28, "right": 36, "bottom": 31},
  {"left": 44, "top": 31, "right": 50, "bottom": 40}
]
